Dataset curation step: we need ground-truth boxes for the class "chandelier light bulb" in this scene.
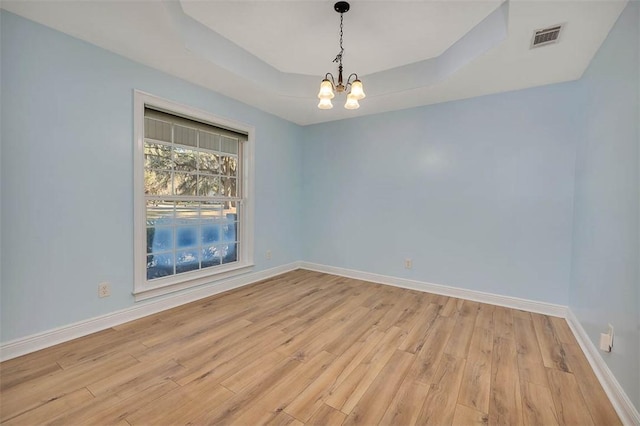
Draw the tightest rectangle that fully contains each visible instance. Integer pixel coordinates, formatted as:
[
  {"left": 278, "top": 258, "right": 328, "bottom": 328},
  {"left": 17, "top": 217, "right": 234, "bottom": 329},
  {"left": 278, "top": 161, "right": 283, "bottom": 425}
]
[
  {"left": 350, "top": 79, "right": 366, "bottom": 100},
  {"left": 344, "top": 93, "right": 360, "bottom": 110},
  {"left": 318, "top": 79, "right": 335, "bottom": 99},
  {"left": 318, "top": 98, "right": 334, "bottom": 109}
]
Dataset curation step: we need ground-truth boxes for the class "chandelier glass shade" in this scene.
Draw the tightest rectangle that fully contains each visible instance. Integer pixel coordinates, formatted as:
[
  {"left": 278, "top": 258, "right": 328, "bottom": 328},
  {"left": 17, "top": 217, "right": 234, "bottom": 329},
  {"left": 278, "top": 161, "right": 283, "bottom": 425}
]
[{"left": 317, "top": 1, "right": 366, "bottom": 110}]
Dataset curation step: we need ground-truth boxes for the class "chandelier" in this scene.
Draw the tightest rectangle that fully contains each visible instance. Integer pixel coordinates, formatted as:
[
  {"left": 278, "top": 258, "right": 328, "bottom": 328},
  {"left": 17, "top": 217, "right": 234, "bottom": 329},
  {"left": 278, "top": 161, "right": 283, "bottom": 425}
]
[{"left": 317, "top": 1, "right": 366, "bottom": 110}]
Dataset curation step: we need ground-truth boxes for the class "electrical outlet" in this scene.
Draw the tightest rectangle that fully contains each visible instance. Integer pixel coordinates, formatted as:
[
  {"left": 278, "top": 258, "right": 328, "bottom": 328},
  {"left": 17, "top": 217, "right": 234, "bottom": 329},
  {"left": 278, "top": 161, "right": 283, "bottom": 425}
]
[
  {"left": 599, "top": 323, "right": 614, "bottom": 352},
  {"left": 404, "top": 258, "right": 413, "bottom": 269},
  {"left": 599, "top": 333, "right": 611, "bottom": 352},
  {"left": 265, "top": 250, "right": 272, "bottom": 260},
  {"left": 98, "top": 282, "right": 111, "bottom": 298}
]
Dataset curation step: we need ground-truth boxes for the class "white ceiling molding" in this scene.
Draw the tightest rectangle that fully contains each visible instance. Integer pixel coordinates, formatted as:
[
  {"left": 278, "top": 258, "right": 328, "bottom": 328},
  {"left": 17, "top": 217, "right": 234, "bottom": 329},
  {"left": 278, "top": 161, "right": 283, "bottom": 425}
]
[
  {"left": 167, "top": 1, "right": 509, "bottom": 100},
  {"left": 365, "top": 2, "right": 509, "bottom": 96},
  {"left": 165, "top": 0, "right": 313, "bottom": 97},
  {"left": 179, "top": 0, "right": 505, "bottom": 76}
]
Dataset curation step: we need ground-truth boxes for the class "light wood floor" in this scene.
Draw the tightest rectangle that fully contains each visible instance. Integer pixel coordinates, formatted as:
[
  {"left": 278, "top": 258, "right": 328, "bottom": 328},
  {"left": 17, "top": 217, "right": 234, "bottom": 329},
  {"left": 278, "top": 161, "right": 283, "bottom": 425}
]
[{"left": 1, "top": 270, "right": 621, "bottom": 425}]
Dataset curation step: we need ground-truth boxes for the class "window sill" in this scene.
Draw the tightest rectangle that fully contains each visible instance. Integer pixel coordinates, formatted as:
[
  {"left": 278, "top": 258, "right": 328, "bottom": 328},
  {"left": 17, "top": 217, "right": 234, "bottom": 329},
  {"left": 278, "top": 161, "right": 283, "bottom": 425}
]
[{"left": 133, "top": 262, "right": 254, "bottom": 301}]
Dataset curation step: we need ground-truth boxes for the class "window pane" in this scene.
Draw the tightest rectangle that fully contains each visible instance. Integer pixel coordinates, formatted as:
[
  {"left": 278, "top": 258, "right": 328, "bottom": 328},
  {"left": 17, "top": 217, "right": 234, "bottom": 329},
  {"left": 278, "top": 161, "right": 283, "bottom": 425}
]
[
  {"left": 176, "top": 225, "right": 198, "bottom": 248},
  {"left": 201, "top": 245, "right": 221, "bottom": 268},
  {"left": 148, "top": 226, "right": 173, "bottom": 253},
  {"left": 201, "top": 224, "right": 221, "bottom": 245},
  {"left": 220, "top": 156, "right": 237, "bottom": 177},
  {"left": 146, "top": 201, "right": 174, "bottom": 225},
  {"left": 145, "top": 170, "right": 172, "bottom": 195},
  {"left": 215, "top": 243, "right": 237, "bottom": 263},
  {"left": 222, "top": 201, "right": 238, "bottom": 220},
  {"left": 201, "top": 204, "right": 226, "bottom": 246},
  {"left": 220, "top": 177, "right": 237, "bottom": 197},
  {"left": 174, "top": 124, "right": 197, "bottom": 147},
  {"left": 147, "top": 253, "right": 174, "bottom": 280},
  {"left": 228, "top": 157, "right": 238, "bottom": 177},
  {"left": 199, "top": 130, "right": 220, "bottom": 151},
  {"left": 145, "top": 143, "right": 172, "bottom": 170},
  {"left": 147, "top": 202, "right": 174, "bottom": 253},
  {"left": 173, "top": 147, "right": 197, "bottom": 172},
  {"left": 199, "top": 152, "right": 220, "bottom": 175},
  {"left": 222, "top": 219, "right": 237, "bottom": 242},
  {"left": 145, "top": 117, "right": 171, "bottom": 142},
  {"left": 176, "top": 249, "right": 200, "bottom": 274},
  {"left": 221, "top": 243, "right": 237, "bottom": 264},
  {"left": 198, "top": 175, "right": 219, "bottom": 196},
  {"left": 201, "top": 202, "right": 225, "bottom": 220},
  {"left": 175, "top": 202, "right": 199, "bottom": 225},
  {"left": 174, "top": 172, "right": 197, "bottom": 195},
  {"left": 220, "top": 136, "right": 239, "bottom": 154}
]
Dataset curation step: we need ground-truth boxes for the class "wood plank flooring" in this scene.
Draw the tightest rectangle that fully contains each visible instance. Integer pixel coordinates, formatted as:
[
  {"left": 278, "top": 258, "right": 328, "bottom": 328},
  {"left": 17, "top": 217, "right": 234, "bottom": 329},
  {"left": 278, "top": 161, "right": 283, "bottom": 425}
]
[{"left": 0, "top": 270, "right": 621, "bottom": 425}]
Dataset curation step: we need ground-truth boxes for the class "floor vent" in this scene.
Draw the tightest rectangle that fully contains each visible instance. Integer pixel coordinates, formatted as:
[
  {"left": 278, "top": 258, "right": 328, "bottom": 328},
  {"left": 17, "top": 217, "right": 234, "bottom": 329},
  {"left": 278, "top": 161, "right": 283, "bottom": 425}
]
[{"left": 530, "top": 24, "right": 563, "bottom": 48}]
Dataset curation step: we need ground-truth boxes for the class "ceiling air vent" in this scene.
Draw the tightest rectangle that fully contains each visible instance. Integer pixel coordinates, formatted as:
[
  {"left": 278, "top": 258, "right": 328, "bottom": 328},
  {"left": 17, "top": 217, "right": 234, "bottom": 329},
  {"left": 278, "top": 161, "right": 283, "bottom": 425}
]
[{"left": 530, "top": 24, "right": 563, "bottom": 49}]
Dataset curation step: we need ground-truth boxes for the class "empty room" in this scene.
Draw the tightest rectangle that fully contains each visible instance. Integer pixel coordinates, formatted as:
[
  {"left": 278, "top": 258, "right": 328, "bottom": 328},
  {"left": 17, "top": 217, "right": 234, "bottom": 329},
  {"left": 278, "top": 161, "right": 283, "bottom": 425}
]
[{"left": 1, "top": 0, "right": 638, "bottom": 424}]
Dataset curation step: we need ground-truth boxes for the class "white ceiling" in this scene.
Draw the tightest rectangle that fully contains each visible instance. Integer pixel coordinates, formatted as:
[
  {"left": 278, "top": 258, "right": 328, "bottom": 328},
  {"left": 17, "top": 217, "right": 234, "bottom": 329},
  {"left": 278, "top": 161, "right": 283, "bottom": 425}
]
[{"left": 1, "top": 0, "right": 627, "bottom": 125}]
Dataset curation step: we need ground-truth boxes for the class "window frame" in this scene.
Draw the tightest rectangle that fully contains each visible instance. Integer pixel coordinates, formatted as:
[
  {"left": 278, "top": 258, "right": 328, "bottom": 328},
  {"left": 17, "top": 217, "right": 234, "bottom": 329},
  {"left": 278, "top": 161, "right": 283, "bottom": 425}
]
[{"left": 133, "top": 90, "right": 254, "bottom": 301}]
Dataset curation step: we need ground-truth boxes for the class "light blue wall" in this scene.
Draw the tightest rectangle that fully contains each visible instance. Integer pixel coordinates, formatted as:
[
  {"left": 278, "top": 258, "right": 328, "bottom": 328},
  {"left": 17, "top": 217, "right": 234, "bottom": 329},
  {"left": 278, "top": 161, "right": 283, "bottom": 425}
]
[
  {"left": 570, "top": 1, "right": 640, "bottom": 410},
  {"left": 0, "top": 11, "right": 302, "bottom": 342},
  {"left": 302, "top": 84, "right": 581, "bottom": 304}
]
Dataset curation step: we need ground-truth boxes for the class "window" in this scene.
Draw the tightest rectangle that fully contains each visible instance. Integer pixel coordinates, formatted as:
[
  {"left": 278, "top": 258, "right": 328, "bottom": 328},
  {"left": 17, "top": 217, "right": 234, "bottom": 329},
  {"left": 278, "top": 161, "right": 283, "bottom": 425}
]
[{"left": 134, "top": 91, "right": 254, "bottom": 300}]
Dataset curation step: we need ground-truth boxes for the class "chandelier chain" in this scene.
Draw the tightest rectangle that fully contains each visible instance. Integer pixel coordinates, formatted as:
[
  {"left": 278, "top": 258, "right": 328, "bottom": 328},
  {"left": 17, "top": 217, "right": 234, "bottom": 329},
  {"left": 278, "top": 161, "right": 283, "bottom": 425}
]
[{"left": 334, "top": 13, "right": 344, "bottom": 65}]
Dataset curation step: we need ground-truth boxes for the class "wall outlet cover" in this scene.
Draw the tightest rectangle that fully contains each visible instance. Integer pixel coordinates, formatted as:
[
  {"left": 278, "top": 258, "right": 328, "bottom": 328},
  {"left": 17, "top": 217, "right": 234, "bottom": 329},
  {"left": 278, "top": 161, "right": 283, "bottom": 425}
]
[
  {"left": 98, "top": 282, "right": 111, "bottom": 298},
  {"left": 599, "top": 332, "right": 612, "bottom": 352}
]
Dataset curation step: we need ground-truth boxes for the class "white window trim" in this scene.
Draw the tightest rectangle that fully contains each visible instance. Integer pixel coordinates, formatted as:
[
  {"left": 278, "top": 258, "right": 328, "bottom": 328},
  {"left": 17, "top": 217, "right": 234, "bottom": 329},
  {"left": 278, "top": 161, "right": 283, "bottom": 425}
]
[{"left": 133, "top": 90, "right": 255, "bottom": 301}]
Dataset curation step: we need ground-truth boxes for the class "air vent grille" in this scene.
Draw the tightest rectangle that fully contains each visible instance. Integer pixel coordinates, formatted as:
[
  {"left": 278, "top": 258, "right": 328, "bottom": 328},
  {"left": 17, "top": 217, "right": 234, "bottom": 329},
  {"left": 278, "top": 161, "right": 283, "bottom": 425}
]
[{"left": 531, "top": 24, "right": 563, "bottom": 48}]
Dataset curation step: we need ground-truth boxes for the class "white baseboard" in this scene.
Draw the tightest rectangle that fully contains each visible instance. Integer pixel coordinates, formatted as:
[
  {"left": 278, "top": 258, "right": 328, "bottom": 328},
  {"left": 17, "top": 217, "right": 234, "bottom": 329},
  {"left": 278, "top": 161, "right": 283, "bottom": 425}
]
[
  {"left": 565, "top": 309, "right": 640, "bottom": 426},
  {"left": 0, "top": 261, "right": 301, "bottom": 362},
  {"left": 299, "top": 262, "right": 567, "bottom": 317}
]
